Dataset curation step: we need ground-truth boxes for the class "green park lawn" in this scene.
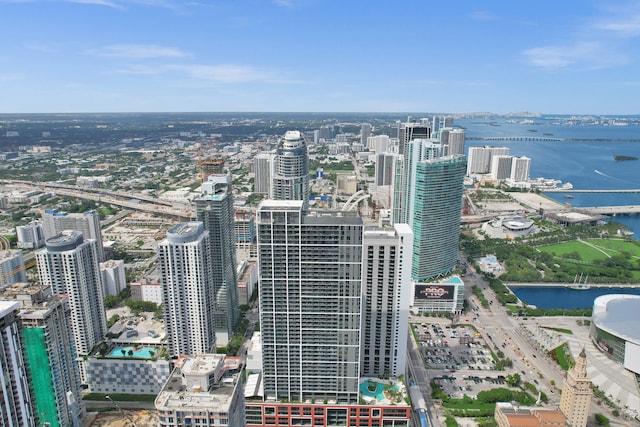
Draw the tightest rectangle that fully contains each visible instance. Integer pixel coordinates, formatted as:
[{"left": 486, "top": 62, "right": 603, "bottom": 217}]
[
  {"left": 538, "top": 241, "right": 609, "bottom": 264},
  {"left": 586, "top": 238, "right": 640, "bottom": 259}
]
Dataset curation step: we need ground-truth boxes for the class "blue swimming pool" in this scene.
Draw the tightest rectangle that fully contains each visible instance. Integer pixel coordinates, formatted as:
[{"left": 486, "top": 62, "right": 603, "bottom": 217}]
[
  {"left": 359, "top": 381, "right": 398, "bottom": 400},
  {"left": 109, "top": 346, "right": 157, "bottom": 358}
]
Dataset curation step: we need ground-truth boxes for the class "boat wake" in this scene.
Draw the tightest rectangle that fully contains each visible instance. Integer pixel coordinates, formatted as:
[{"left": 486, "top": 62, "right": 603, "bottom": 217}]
[
  {"left": 594, "top": 169, "right": 635, "bottom": 184},
  {"left": 594, "top": 169, "right": 613, "bottom": 178}
]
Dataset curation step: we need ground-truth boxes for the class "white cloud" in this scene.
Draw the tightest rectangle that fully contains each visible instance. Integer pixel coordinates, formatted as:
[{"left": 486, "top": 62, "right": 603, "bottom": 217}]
[
  {"left": 66, "top": 0, "right": 122, "bottom": 8},
  {"left": 594, "top": 14, "right": 640, "bottom": 37},
  {"left": 169, "top": 64, "right": 278, "bottom": 83},
  {"left": 0, "top": 0, "right": 184, "bottom": 9},
  {"left": 523, "top": 42, "right": 627, "bottom": 69},
  {"left": 523, "top": 46, "right": 575, "bottom": 68},
  {"left": 88, "top": 44, "right": 187, "bottom": 59}
]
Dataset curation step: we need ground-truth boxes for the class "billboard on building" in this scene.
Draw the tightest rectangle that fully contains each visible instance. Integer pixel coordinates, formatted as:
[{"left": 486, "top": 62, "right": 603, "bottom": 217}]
[{"left": 414, "top": 284, "right": 455, "bottom": 301}]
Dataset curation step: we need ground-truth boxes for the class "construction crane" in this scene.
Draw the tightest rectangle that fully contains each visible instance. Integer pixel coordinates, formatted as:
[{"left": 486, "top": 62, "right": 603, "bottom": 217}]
[{"left": 0, "top": 259, "right": 38, "bottom": 284}]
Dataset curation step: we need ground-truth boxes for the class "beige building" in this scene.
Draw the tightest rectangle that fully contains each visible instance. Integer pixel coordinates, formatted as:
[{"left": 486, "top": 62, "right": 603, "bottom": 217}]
[
  {"left": 560, "top": 349, "right": 592, "bottom": 427},
  {"left": 495, "top": 402, "right": 566, "bottom": 427}
]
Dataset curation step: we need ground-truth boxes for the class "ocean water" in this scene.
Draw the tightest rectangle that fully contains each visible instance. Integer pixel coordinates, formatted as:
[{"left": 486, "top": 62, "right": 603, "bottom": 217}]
[
  {"left": 459, "top": 117, "right": 640, "bottom": 238},
  {"left": 510, "top": 286, "right": 640, "bottom": 309}
]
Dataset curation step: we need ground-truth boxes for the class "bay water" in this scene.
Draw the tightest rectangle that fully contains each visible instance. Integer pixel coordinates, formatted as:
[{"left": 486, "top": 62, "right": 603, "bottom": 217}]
[{"left": 459, "top": 117, "right": 640, "bottom": 308}]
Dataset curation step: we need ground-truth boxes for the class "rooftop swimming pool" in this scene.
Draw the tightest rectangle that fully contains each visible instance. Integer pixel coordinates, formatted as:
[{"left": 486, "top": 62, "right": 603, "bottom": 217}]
[
  {"left": 359, "top": 381, "right": 399, "bottom": 401},
  {"left": 109, "top": 346, "right": 157, "bottom": 358},
  {"left": 441, "top": 276, "right": 463, "bottom": 284}
]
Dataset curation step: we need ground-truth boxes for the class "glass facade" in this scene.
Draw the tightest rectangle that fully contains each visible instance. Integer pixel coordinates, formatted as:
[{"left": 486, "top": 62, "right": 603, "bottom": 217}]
[
  {"left": 411, "top": 156, "right": 466, "bottom": 281},
  {"left": 257, "top": 201, "right": 363, "bottom": 403}
]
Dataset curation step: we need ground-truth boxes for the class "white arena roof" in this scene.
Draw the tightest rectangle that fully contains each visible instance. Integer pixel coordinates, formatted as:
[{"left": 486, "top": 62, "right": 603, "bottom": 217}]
[{"left": 592, "top": 294, "right": 640, "bottom": 345}]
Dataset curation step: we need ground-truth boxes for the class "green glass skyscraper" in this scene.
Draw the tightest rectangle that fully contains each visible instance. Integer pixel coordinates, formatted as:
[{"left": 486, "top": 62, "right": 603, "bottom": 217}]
[{"left": 409, "top": 155, "right": 466, "bottom": 281}]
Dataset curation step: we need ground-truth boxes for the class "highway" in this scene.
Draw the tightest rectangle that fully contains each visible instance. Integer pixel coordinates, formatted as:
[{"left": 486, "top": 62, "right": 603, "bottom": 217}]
[{"left": 1, "top": 179, "right": 192, "bottom": 221}]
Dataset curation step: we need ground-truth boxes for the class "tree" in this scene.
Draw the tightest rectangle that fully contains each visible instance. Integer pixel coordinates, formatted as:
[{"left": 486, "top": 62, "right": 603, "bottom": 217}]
[
  {"left": 505, "top": 373, "right": 521, "bottom": 387},
  {"left": 594, "top": 413, "right": 610, "bottom": 426},
  {"left": 104, "top": 295, "right": 121, "bottom": 309},
  {"left": 107, "top": 314, "right": 120, "bottom": 327}
]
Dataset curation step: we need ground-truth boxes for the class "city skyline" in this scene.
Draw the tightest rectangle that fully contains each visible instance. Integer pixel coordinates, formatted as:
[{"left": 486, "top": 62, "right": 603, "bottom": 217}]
[{"left": 2, "top": 1, "right": 640, "bottom": 114}]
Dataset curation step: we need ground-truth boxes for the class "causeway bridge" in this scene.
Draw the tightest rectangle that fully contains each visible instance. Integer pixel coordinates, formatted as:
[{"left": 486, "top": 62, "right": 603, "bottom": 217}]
[
  {"left": 468, "top": 136, "right": 564, "bottom": 142},
  {"left": 577, "top": 205, "right": 640, "bottom": 215},
  {"left": 544, "top": 188, "right": 640, "bottom": 193}
]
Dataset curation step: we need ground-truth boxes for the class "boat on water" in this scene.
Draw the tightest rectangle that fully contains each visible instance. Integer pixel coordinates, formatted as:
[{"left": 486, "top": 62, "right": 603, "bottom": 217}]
[
  {"left": 564, "top": 195, "right": 574, "bottom": 199},
  {"left": 570, "top": 274, "right": 590, "bottom": 290},
  {"left": 614, "top": 155, "right": 638, "bottom": 161}
]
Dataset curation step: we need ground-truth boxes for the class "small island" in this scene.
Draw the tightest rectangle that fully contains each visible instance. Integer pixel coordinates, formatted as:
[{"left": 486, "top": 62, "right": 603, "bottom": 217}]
[{"left": 614, "top": 155, "right": 638, "bottom": 161}]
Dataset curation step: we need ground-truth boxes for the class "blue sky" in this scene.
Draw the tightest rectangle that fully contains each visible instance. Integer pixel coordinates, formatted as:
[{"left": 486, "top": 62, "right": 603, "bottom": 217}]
[{"left": 1, "top": 0, "right": 640, "bottom": 114}]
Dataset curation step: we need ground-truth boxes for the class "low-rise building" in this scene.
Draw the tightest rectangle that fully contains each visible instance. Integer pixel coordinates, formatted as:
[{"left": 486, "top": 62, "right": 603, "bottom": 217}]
[
  {"left": 411, "top": 275, "right": 465, "bottom": 314},
  {"left": 155, "top": 354, "right": 245, "bottom": 427},
  {"left": 245, "top": 376, "right": 410, "bottom": 427},
  {"left": 495, "top": 402, "right": 566, "bottom": 427}
]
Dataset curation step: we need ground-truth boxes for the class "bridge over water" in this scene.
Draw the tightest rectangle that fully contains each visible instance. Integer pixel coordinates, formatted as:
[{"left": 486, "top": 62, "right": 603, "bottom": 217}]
[
  {"left": 544, "top": 188, "right": 640, "bottom": 193},
  {"left": 469, "top": 136, "right": 564, "bottom": 142},
  {"left": 577, "top": 205, "right": 640, "bottom": 215}
]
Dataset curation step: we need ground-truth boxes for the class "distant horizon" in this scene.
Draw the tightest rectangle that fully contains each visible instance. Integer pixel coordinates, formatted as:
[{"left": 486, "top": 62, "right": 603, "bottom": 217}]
[{"left": 1, "top": 111, "right": 639, "bottom": 117}]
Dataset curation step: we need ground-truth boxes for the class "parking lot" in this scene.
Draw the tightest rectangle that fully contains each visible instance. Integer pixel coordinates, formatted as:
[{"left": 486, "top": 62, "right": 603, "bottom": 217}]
[{"left": 413, "top": 321, "right": 495, "bottom": 372}]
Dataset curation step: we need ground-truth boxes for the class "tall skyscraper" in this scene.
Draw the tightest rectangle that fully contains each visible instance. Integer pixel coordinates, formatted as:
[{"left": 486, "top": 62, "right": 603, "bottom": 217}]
[
  {"left": 510, "top": 156, "right": 531, "bottom": 182},
  {"left": 395, "top": 139, "right": 445, "bottom": 225},
  {"left": 257, "top": 200, "right": 363, "bottom": 403},
  {"left": 0, "top": 301, "right": 36, "bottom": 426},
  {"left": 367, "top": 135, "right": 390, "bottom": 152},
  {"left": 560, "top": 349, "right": 592, "bottom": 427},
  {"left": 36, "top": 231, "right": 107, "bottom": 358},
  {"left": 99, "top": 259, "right": 126, "bottom": 297},
  {"left": 159, "top": 222, "right": 216, "bottom": 357},
  {"left": 41, "top": 209, "right": 105, "bottom": 261},
  {"left": 0, "top": 250, "right": 27, "bottom": 289},
  {"left": 271, "top": 131, "right": 309, "bottom": 206},
  {"left": 193, "top": 174, "right": 240, "bottom": 344},
  {"left": 410, "top": 156, "right": 467, "bottom": 281},
  {"left": 254, "top": 151, "right": 274, "bottom": 194},
  {"left": 447, "top": 129, "right": 466, "bottom": 155},
  {"left": 360, "top": 224, "right": 413, "bottom": 378},
  {"left": 491, "top": 155, "right": 514, "bottom": 180},
  {"left": 16, "top": 220, "right": 45, "bottom": 249},
  {"left": 10, "top": 287, "right": 84, "bottom": 427},
  {"left": 360, "top": 123, "right": 372, "bottom": 145},
  {"left": 397, "top": 117, "right": 431, "bottom": 155},
  {"left": 466, "top": 146, "right": 509, "bottom": 175}
]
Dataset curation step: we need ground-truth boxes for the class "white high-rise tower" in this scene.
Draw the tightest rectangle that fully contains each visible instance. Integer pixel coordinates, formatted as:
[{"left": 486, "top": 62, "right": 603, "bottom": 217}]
[
  {"left": 159, "top": 222, "right": 216, "bottom": 358},
  {"left": 360, "top": 224, "right": 413, "bottom": 378},
  {"left": 36, "top": 231, "right": 107, "bottom": 358},
  {"left": 271, "top": 131, "right": 310, "bottom": 207},
  {"left": 0, "top": 301, "right": 36, "bottom": 426},
  {"left": 193, "top": 175, "right": 240, "bottom": 345}
]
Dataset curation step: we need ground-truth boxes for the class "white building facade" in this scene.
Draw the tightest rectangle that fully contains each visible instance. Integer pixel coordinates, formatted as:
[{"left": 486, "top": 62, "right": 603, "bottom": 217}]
[
  {"left": 159, "top": 222, "right": 216, "bottom": 358},
  {"left": 360, "top": 224, "right": 413, "bottom": 378},
  {"left": 36, "top": 231, "right": 107, "bottom": 358}
]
